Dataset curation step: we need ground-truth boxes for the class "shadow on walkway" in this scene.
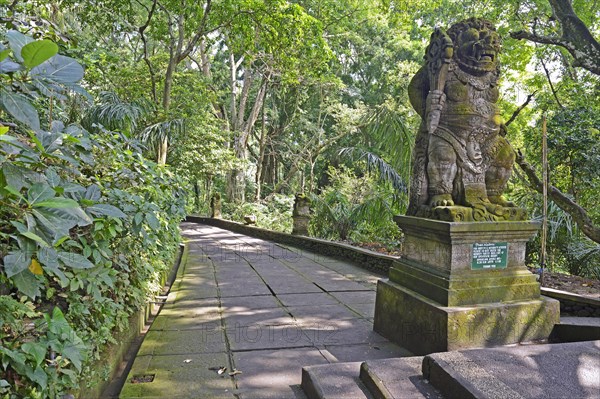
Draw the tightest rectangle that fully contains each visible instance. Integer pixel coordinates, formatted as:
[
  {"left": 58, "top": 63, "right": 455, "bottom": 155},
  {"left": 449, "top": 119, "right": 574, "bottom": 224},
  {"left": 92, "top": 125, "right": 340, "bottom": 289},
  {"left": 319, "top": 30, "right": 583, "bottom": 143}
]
[{"left": 119, "top": 223, "right": 411, "bottom": 399}]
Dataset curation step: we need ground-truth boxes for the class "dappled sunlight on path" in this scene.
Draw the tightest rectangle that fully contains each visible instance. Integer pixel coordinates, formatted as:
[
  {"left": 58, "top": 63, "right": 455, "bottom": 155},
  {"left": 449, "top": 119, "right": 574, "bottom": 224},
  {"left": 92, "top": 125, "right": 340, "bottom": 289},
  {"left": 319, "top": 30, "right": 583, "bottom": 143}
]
[{"left": 119, "top": 223, "right": 410, "bottom": 398}]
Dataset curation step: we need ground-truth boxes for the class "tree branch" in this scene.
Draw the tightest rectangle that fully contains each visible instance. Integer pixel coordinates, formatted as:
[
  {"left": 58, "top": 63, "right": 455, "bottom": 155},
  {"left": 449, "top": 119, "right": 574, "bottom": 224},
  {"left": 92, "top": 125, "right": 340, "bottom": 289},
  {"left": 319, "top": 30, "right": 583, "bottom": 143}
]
[
  {"left": 505, "top": 92, "right": 536, "bottom": 127},
  {"left": 177, "top": 0, "right": 212, "bottom": 63},
  {"left": 138, "top": 0, "right": 158, "bottom": 104},
  {"left": 540, "top": 56, "right": 564, "bottom": 108},
  {"left": 511, "top": 0, "right": 600, "bottom": 75},
  {"left": 511, "top": 30, "right": 566, "bottom": 48},
  {"left": 516, "top": 149, "right": 600, "bottom": 243}
]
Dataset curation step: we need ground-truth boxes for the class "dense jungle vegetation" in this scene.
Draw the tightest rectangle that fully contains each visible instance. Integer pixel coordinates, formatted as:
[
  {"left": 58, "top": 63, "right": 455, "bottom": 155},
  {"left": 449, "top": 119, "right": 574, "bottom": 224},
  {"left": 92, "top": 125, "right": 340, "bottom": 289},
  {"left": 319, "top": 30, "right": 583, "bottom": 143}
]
[{"left": 0, "top": 0, "right": 598, "bottom": 397}]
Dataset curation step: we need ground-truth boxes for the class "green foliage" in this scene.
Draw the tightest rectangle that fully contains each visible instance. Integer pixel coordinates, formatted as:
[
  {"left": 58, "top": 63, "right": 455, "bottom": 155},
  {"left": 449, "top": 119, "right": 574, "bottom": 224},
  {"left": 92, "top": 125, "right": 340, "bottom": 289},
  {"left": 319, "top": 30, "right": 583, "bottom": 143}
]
[
  {"left": 565, "top": 239, "right": 600, "bottom": 280},
  {"left": 0, "top": 299, "right": 85, "bottom": 398},
  {"left": 516, "top": 84, "right": 600, "bottom": 277},
  {"left": 545, "top": 107, "right": 600, "bottom": 215},
  {"left": 81, "top": 91, "right": 152, "bottom": 136},
  {"left": 0, "top": 30, "right": 86, "bottom": 132},
  {"left": 5, "top": 0, "right": 598, "bottom": 284},
  {"left": 309, "top": 166, "right": 401, "bottom": 245},
  {"left": 223, "top": 194, "right": 294, "bottom": 233},
  {"left": 0, "top": 32, "right": 186, "bottom": 398}
]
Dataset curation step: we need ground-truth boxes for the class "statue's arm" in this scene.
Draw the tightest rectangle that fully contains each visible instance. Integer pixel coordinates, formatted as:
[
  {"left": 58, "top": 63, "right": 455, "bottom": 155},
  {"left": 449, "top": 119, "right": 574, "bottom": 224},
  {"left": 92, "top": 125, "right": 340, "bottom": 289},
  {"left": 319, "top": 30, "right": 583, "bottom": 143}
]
[{"left": 408, "top": 66, "right": 429, "bottom": 119}]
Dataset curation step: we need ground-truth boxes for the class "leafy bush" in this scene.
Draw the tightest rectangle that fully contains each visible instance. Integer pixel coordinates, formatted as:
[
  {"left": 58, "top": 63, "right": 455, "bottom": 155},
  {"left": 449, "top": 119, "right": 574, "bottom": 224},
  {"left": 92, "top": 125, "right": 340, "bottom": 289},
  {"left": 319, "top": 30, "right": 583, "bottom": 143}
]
[
  {"left": 0, "top": 31, "right": 186, "bottom": 398},
  {"left": 309, "top": 166, "right": 401, "bottom": 246}
]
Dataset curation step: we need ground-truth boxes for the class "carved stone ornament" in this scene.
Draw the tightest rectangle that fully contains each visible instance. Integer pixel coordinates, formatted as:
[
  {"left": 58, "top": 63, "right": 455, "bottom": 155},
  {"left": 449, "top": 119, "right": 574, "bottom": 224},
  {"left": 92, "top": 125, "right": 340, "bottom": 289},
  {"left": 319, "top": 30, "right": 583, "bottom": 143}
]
[
  {"left": 407, "top": 17, "right": 526, "bottom": 222},
  {"left": 210, "top": 192, "right": 222, "bottom": 219},
  {"left": 292, "top": 193, "right": 311, "bottom": 235},
  {"left": 292, "top": 193, "right": 311, "bottom": 218}
]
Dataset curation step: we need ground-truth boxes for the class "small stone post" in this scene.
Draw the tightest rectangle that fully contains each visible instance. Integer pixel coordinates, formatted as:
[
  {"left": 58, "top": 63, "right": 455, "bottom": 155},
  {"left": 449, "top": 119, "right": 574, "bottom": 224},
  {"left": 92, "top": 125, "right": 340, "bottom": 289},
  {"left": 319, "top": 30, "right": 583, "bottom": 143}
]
[
  {"left": 210, "top": 193, "right": 222, "bottom": 219},
  {"left": 291, "top": 193, "right": 311, "bottom": 235}
]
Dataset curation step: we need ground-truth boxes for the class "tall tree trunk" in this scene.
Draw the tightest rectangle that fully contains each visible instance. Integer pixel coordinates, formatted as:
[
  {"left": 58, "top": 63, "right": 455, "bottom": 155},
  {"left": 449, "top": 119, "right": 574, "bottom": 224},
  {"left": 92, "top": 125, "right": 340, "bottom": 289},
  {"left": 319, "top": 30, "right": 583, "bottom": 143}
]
[
  {"left": 262, "top": 151, "right": 276, "bottom": 186},
  {"left": 156, "top": 17, "right": 181, "bottom": 165},
  {"left": 200, "top": 38, "right": 211, "bottom": 78},
  {"left": 227, "top": 73, "right": 269, "bottom": 203},
  {"left": 158, "top": 136, "right": 168, "bottom": 165},
  {"left": 204, "top": 174, "right": 213, "bottom": 203},
  {"left": 255, "top": 107, "right": 268, "bottom": 201},
  {"left": 153, "top": 1, "right": 212, "bottom": 165},
  {"left": 227, "top": 169, "right": 246, "bottom": 203},
  {"left": 227, "top": 132, "right": 248, "bottom": 203},
  {"left": 308, "top": 158, "right": 316, "bottom": 194}
]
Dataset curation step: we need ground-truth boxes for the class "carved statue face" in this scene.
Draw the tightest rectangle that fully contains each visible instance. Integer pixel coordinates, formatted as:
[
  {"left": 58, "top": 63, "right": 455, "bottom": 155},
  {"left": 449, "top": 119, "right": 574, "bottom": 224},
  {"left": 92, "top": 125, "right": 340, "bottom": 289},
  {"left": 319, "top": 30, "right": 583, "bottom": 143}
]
[
  {"left": 466, "top": 140, "right": 483, "bottom": 165},
  {"left": 455, "top": 27, "right": 501, "bottom": 73}
]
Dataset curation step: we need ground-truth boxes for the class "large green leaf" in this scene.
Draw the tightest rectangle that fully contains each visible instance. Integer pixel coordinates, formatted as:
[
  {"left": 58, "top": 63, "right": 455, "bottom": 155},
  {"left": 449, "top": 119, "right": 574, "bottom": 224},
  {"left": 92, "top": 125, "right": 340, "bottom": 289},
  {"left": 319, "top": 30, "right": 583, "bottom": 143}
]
[
  {"left": 27, "top": 366, "right": 48, "bottom": 390},
  {"left": 47, "top": 306, "right": 70, "bottom": 334},
  {"left": 28, "top": 183, "right": 55, "bottom": 204},
  {"left": 3, "top": 251, "right": 31, "bottom": 278},
  {"left": 59, "top": 330, "right": 85, "bottom": 372},
  {"left": 36, "top": 130, "right": 63, "bottom": 153},
  {"left": 0, "top": 43, "right": 9, "bottom": 62},
  {"left": 32, "top": 207, "right": 88, "bottom": 239},
  {"left": 87, "top": 203, "right": 126, "bottom": 218},
  {"left": 33, "top": 197, "right": 79, "bottom": 209},
  {"left": 84, "top": 184, "right": 101, "bottom": 201},
  {"left": 46, "top": 307, "right": 86, "bottom": 371},
  {"left": 38, "top": 247, "right": 59, "bottom": 271},
  {"left": 6, "top": 30, "right": 33, "bottom": 62},
  {"left": 57, "top": 252, "right": 94, "bottom": 269},
  {"left": 21, "top": 343, "right": 47, "bottom": 367},
  {"left": 31, "top": 54, "right": 84, "bottom": 84},
  {"left": 0, "top": 59, "right": 21, "bottom": 73},
  {"left": 2, "top": 163, "right": 41, "bottom": 192},
  {"left": 1, "top": 347, "right": 26, "bottom": 366},
  {"left": 20, "top": 231, "right": 50, "bottom": 248},
  {"left": 21, "top": 40, "right": 58, "bottom": 69},
  {"left": 11, "top": 270, "right": 41, "bottom": 298},
  {"left": 45, "top": 168, "right": 61, "bottom": 188},
  {"left": 31, "top": 79, "right": 66, "bottom": 99},
  {"left": 145, "top": 212, "right": 160, "bottom": 229},
  {"left": 0, "top": 90, "right": 41, "bottom": 131}
]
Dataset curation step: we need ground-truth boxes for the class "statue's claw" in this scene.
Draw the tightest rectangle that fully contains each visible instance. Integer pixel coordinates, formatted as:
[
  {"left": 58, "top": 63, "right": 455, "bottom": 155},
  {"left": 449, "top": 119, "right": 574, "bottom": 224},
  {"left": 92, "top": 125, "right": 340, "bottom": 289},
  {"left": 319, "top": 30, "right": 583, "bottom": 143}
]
[
  {"left": 430, "top": 194, "right": 454, "bottom": 207},
  {"left": 488, "top": 195, "right": 515, "bottom": 207}
]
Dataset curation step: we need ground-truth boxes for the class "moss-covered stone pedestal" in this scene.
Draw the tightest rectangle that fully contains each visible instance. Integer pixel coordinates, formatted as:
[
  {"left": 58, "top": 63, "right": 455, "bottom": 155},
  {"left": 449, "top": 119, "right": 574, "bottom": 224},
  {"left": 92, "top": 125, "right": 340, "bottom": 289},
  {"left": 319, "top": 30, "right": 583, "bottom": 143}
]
[{"left": 373, "top": 216, "right": 559, "bottom": 355}]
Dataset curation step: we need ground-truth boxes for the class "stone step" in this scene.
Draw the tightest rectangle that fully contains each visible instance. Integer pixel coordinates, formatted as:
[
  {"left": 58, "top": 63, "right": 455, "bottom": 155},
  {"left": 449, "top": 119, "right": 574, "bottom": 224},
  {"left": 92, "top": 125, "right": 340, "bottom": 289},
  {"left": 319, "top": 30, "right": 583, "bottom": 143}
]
[
  {"left": 422, "top": 340, "right": 600, "bottom": 399},
  {"left": 560, "top": 316, "right": 600, "bottom": 326},
  {"left": 301, "top": 362, "right": 374, "bottom": 399},
  {"left": 550, "top": 316, "right": 600, "bottom": 343},
  {"left": 359, "top": 357, "right": 444, "bottom": 399}
]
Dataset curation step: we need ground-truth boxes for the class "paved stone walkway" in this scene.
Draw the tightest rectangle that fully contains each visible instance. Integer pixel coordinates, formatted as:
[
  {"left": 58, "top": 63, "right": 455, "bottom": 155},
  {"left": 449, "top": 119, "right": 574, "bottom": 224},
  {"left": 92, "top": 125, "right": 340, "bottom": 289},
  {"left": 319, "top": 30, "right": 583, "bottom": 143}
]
[{"left": 120, "top": 223, "right": 410, "bottom": 398}]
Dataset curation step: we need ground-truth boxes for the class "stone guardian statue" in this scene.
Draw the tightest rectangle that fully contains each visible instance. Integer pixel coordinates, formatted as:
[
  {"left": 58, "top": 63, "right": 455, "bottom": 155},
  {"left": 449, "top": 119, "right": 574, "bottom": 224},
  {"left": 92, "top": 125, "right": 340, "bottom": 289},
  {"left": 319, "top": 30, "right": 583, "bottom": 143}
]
[{"left": 407, "top": 18, "right": 526, "bottom": 221}]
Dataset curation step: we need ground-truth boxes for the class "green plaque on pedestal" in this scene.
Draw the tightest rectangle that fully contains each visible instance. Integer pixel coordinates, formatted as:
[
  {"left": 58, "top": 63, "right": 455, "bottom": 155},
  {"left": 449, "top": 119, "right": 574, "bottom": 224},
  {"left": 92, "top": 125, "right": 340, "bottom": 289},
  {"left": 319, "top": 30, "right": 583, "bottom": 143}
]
[{"left": 471, "top": 242, "right": 508, "bottom": 269}]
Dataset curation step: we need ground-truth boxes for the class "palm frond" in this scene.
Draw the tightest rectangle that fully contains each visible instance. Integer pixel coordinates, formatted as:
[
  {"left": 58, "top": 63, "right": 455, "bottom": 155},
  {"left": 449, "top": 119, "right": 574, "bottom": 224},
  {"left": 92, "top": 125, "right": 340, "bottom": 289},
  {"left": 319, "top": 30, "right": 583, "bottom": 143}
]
[
  {"left": 82, "top": 91, "right": 150, "bottom": 135},
  {"left": 139, "top": 119, "right": 186, "bottom": 148},
  {"left": 547, "top": 201, "right": 573, "bottom": 241},
  {"left": 339, "top": 147, "right": 407, "bottom": 195},
  {"left": 351, "top": 195, "right": 387, "bottom": 222},
  {"left": 360, "top": 103, "right": 414, "bottom": 174}
]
